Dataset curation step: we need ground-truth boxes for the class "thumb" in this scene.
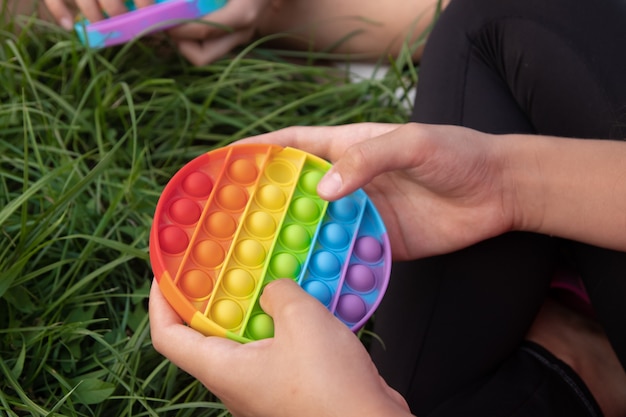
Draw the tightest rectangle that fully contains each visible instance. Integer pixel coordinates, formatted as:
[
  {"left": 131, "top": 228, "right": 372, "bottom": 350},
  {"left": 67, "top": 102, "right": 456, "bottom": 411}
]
[
  {"left": 315, "top": 124, "right": 422, "bottom": 200},
  {"left": 259, "top": 279, "right": 336, "bottom": 335}
]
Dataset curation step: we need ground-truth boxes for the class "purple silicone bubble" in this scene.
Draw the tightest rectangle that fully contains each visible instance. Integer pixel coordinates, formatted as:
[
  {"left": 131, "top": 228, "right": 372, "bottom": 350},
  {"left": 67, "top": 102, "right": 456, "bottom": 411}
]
[
  {"left": 354, "top": 236, "right": 383, "bottom": 263},
  {"left": 345, "top": 264, "right": 376, "bottom": 293},
  {"left": 336, "top": 294, "right": 367, "bottom": 323}
]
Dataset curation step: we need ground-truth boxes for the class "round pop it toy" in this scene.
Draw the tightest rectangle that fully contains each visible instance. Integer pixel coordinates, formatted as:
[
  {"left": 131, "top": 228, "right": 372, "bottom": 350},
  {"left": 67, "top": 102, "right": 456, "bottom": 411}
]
[{"left": 149, "top": 144, "right": 391, "bottom": 343}]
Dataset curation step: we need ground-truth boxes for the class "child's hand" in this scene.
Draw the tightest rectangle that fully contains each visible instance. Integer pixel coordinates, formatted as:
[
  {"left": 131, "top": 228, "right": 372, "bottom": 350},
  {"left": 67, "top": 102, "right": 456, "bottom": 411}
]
[
  {"left": 43, "top": 0, "right": 272, "bottom": 65},
  {"left": 165, "top": 0, "right": 275, "bottom": 66},
  {"left": 149, "top": 278, "right": 412, "bottom": 417},
  {"left": 44, "top": 0, "right": 154, "bottom": 29},
  {"left": 237, "top": 122, "right": 515, "bottom": 261}
]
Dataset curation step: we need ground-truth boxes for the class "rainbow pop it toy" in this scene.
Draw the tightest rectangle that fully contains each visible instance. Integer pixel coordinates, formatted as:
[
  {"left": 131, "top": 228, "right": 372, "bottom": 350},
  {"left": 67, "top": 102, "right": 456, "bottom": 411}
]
[
  {"left": 149, "top": 144, "right": 391, "bottom": 343},
  {"left": 75, "top": 0, "right": 226, "bottom": 49}
]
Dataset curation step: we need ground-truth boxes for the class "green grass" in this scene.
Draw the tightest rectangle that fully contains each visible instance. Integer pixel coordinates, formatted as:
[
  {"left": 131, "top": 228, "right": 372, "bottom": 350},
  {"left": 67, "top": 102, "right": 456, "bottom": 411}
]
[{"left": 0, "top": 12, "right": 423, "bottom": 417}]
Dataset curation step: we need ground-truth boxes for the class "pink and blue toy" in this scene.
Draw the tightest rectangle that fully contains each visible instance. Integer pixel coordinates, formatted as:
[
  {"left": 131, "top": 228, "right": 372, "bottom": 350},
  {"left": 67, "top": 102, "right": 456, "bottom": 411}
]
[{"left": 75, "top": 0, "right": 227, "bottom": 49}]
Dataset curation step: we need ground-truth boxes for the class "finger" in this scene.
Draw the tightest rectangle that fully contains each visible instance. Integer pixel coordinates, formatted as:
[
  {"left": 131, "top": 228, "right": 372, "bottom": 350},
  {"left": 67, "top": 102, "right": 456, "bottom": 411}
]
[
  {"left": 317, "top": 123, "right": 429, "bottom": 200},
  {"left": 176, "top": 29, "right": 252, "bottom": 66},
  {"left": 97, "top": 0, "right": 128, "bottom": 17},
  {"left": 259, "top": 279, "right": 338, "bottom": 337},
  {"left": 238, "top": 123, "right": 400, "bottom": 162},
  {"left": 148, "top": 278, "right": 184, "bottom": 327},
  {"left": 134, "top": 0, "right": 154, "bottom": 7},
  {"left": 149, "top": 280, "right": 238, "bottom": 380},
  {"left": 43, "top": 0, "right": 75, "bottom": 29},
  {"left": 379, "top": 376, "right": 411, "bottom": 412},
  {"left": 75, "top": 0, "right": 106, "bottom": 21},
  {"left": 167, "top": 1, "right": 257, "bottom": 40},
  {"left": 149, "top": 278, "right": 206, "bottom": 363}
]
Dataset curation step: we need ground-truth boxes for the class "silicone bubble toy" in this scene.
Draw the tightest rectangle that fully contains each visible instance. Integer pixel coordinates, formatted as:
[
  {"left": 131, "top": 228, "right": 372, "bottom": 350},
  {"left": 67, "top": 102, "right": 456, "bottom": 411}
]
[
  {"left": 149, "top": 144, "right": 391, "bottom": 343},
  {"left": 75, "top": 0, "right": 226, "bottom": 49}
]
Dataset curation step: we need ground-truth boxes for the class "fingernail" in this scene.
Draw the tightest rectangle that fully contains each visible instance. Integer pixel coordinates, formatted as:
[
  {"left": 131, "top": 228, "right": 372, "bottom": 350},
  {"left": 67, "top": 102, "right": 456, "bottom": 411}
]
[
  {"left": 60, "top": 17, "right": 74, "bottom": 31},
  {"left": 318, "top": 170, "right": 342, "bottom": 196}
]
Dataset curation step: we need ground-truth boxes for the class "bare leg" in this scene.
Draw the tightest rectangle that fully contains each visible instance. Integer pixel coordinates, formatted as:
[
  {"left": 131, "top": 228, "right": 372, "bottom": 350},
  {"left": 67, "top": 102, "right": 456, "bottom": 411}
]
[
  {"left": 257, "top": 0, "right": 449, "bottom": 61},
  {"left": 527, "top": 298, "right": 626, "bottom": 417},
  {"left": 2, "top": 0, "right": 51, "bottom": 24}
]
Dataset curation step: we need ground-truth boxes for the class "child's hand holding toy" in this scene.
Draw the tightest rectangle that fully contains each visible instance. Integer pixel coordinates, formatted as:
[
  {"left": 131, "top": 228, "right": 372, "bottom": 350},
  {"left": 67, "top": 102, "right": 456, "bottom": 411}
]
[
  {"left": 149, "top": 277, "right": 412, "bottom": 417},
  {"left": 43, "top": 0, "right": 274, "bottom": 65}
]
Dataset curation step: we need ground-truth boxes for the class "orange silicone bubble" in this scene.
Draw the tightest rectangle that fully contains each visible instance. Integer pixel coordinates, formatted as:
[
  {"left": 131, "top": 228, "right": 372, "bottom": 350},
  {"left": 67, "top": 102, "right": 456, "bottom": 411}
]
[
  {"left": 180, "top": 269, "right": 214, "bottom": 299},
  {"left": 216, "top": 184, "right": 248, "bottom": 211},
  {"left": 205, "top": 211, "right": 237, "bottom": 239},
  {"left": 192, "top": 240, "right": 225, "bottom": 268},
  {"left": 228, "top": 158, "right": 258, "bottom": 184}
]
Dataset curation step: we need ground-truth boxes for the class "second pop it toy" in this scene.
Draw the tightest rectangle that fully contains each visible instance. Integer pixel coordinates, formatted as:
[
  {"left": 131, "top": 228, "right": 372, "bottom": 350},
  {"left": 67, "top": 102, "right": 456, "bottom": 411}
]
[
  {"left": 75, "top": 0, "right": 227, "bottom": 49},
  {"left": 150, "top": 144, "right": 391, "bottom": 343}
]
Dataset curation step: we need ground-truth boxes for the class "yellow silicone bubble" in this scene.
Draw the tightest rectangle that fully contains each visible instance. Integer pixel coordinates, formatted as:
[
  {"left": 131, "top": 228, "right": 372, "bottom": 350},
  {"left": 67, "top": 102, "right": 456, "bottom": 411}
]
[
  {"left": 228, "top": 159, "right": 258, "bottom": 184},
  {"left": 223, "top": 268, "right": 256, "bottom": 298},
  {"left": 211, "top": 299, "right": 244, "bottom": 330},
  {"left": 247, "top": 313, "right": 275, "bottom": 340},
  {"left": 217, "top": 184, "right": 247, "bottom": 211},
  {"left": 245, "top": 211, "right": 276, "bottom": 239},
  {"left": 256, "top": 184, "right": 285, "bottom": 211},
  {"left": 205, "top": 211, "right": 237, "bottom": 239},
  {"left": 179, "top": 269, "right": 214, "bottom": 299},
  {"left": 265, "top": 161, "right": 294, "bottom": 185},
  {"left": 234, "top": 239, "right": 266, "bottom": 267},
  {"left": 192, "top": 239, "right": 225, "bottom": 268}
]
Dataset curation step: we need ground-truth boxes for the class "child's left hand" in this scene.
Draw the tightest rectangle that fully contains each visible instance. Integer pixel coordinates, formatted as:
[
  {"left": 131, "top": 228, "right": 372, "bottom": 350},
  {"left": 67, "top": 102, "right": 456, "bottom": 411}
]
[{"left": 149, "top": 278, "right": 412, "bottom": 417}]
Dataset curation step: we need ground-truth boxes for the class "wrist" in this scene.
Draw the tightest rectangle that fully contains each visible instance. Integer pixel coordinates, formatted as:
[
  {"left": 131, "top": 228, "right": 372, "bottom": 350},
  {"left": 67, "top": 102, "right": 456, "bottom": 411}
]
[{"left": 499, "top": 133, "right": 547, "bottom": 235}]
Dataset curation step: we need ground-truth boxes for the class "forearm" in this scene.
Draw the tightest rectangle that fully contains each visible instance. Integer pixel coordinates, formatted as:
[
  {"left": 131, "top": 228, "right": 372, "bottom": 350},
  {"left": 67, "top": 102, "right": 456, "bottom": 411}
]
[
  {"left": 507, "top": 134, "right": 626, "bottom": 251},
  {"left": 257, "top": 0, "right": 448, "bottom": 61}
]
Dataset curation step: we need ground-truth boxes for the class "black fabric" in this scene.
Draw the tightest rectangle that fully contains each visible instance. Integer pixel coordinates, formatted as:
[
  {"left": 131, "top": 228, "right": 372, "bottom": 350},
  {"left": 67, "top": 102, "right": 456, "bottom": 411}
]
[
  {"left": 428, "top": 342, "right": 603, "bottom": 417},
  {"left": 369, "top": 0, "right": 626, "bottom": 415}
]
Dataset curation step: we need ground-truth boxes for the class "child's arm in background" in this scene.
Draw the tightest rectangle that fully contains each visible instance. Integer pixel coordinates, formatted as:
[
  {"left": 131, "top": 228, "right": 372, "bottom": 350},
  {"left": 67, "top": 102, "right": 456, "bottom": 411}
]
[{"left": 11, "top": 0, "right": 447, "bottom": 65}]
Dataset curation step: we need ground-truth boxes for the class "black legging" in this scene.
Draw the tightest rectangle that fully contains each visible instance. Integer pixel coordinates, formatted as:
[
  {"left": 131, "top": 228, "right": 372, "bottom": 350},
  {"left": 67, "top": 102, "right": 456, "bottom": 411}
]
[{"left": 369, "top": 0, "right": 626, "bottom": 415}]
